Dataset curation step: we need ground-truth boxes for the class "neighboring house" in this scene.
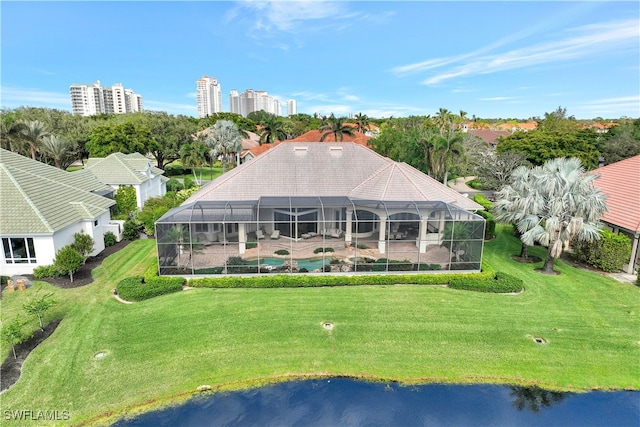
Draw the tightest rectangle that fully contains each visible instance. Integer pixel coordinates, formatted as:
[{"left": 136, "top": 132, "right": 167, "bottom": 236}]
[
  {"left": 156, "top": 142, "right": 485, "bottom": 276},
  {"left": 496, "top": 122, "right": 538, "bottom": 132},
  {"left": 592, "top": 155, "right": 640, "bottom": 274},
  {"left": 85, "top": 152, "right": 167, "bottom": 209},
  {"left": 0, "top": 149, "right": 118, "bottom": 276},
  {"left": 468, "top": 129, "right": 512, "bottom": 147}
]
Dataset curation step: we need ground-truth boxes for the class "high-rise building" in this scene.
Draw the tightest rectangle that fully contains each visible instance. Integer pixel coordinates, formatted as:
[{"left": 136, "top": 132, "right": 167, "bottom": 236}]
[
  {"left": 286, "top": 99, "right": 297, "bottom": 116},
  {"left": 229, "top": 89, "right": 282, "bottom": 117},
  {"left": 196, "top": 75, "right": 223, "bottom": 118},
  {"left": 69, "top": 81, "right": 143, "bottom": 116}
]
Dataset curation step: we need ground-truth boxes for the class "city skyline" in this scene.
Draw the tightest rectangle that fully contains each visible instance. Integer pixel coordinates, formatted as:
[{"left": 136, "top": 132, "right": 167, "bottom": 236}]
[{"left": 1, "top": 2, "right": 639, "bottom": 119}]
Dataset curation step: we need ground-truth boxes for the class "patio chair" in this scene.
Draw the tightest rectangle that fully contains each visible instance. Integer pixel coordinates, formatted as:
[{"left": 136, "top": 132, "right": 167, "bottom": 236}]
[
  {"left": 256, "top": 229, "right": 265, "bottom": 239},
  {"left": 271, "top": 230, "right": 280, "bottom": 239}
]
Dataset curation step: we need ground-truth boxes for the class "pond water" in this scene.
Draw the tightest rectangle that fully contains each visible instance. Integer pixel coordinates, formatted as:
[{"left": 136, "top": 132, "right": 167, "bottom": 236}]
[{"left": 114, "top": 379, "right": 639, "bottom": 426}]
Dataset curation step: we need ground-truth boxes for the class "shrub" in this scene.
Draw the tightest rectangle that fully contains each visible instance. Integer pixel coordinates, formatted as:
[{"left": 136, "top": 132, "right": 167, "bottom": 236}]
[
  {"left": 473, "top": 193, "right": 494, "bottom": 211},
  {"left": 274, "top": 249, "right": 290, "bottom": 255},
  {"left": 104, "top": 231, "right": 117, "bottom": 247},
  {"left": 123, "top": 219, "right": 141, "bottom": 241},
  {"left": 1, "top": 276, "right": 9, "bottom": 286},
  {"left": 33, "top": 264, "right": 61, "bottom": 279},
  {"left": 116, "top": 275, "right": 184, "bottom": 302},
  {"left": 166, "top": 177, "right": 184, "bottom": 192},
  {"left": 449, "top": 272, "right": 523, "bottom": 293},
  {"left": 71, "top": 232, "right": 94, "bottom": 259},
  {"left": 183, "top": 176, "right": 195, "bottom": 190},
  {"left": 164, "top": 164, "right": 192, "bottom": 177},
  {"left": 575, "top": 230, "right": 632, "bottom": 273},
  {"left": 467, "top": 179, "right": 483, "bottom": 190},
  {"left": 246, "top": 242, "right": 258, "bottom": 250},
  {"left": 356, "top": 243, "right": 369, "bottom": 249},
  {"left": 113, "top": 186, "right": 137, "bottom": 219},
  {"left": 476, "top": 210, "right": 496, "bottom": 240},
  {"left": 314, "top": 247, "right": 335, "bottom": 254},
  {"left": 53, "top": 245, "right": 84, "bottom": 283}
]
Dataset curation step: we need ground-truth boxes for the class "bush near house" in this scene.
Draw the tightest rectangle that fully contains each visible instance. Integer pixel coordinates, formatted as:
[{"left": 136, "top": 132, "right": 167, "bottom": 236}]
[
  {"left": 473, "top": 193, "right": 494, "bottom": 211},
  {"left": 449, "top": 272, "right": 523, "bottom": 293},
  {"left": 574, "top": 230, "right": 632, "bottom": 273},
  {"left": 274, "top": 249, "right": 289, "bottom": 256},
  {"left": 313, "top": 247, "right": 335, "bottom": 254},
  {"left": 477, "top": 210, "right": 496, "bottom": 240},
  {"left": 104, "top": 232, "right": 117, "bottom": 247},
  {"left": 123, "top": 219, "right": 141, "bottom": 241},
  {"left": 33, "top": 265, "right": 62, "bottom": 279}
]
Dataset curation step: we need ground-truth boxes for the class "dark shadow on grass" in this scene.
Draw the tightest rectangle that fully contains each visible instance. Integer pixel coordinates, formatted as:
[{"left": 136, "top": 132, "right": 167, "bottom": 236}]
[{"left": 510, "top": 255, "right": 542, "bottom": 264}]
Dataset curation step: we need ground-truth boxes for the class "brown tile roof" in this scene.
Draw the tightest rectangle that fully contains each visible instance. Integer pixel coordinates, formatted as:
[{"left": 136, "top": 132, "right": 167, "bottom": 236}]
[
  {"left": 468, "top": 129, "right": 512, "bottom": 145},
  {"left": 592, "top": 155, "right": 640, "bottom": 233}
]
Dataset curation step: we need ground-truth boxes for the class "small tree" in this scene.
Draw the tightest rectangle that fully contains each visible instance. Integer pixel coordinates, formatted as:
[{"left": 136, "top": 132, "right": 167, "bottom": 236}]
[
  {"left": 114, "top": 185, "right": 137, "bottom": 219},
  {"left": 23, "top": 293, "right": 57, "bottom": 331},
  {"left": 1, "top": 316, "right": 30, "bottom": 359},
  {"left": 54, "top": 245, "right": 84, "bottom": 283},
  {"left": 71, "top": 232, "right": 94, "bottom": 263}
]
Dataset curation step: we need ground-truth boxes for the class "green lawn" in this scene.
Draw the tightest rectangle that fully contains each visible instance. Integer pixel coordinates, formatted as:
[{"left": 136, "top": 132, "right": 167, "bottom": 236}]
[
  {"left": 1, "top": 226, "right": 638, "bottom": 425},
  {"left": 168, "top": 166, "right": 223, "bottom": 182}
]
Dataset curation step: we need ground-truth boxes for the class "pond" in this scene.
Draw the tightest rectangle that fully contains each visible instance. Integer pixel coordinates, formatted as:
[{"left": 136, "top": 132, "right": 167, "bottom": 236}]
[{"left": 114, "top": 379, "right": 639, "bottom": 426}]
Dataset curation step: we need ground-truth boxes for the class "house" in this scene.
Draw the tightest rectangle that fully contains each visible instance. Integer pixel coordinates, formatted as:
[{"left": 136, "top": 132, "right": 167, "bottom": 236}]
[
  {"left": 85, "top": 152, "right": 167, "bottom": 209},
  {"left": 0, "top": 149, "right": 118, "bottom": 276},
  {"left": 468, "top": 129, "right": 512, "bottom": 147},
  {"left": 496, "top": 121, "right": 538, "bottom": 132},
  {"left": 155, "top": 142, "right": 485, "bottom": 276},
  {"left": 592, "top": 155, "right": 640, "bottom": 274}
]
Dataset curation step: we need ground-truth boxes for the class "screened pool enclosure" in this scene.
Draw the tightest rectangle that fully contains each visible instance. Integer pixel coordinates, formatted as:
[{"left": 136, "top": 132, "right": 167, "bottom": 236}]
[{"left": 156, "top": 196, "right": 485, "bottom": 275}]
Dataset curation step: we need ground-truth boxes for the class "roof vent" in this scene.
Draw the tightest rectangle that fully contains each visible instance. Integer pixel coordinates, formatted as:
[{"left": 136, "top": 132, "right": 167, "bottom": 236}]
[
  {"left": 329, "top": 146, "right": 343, "bottom": 151},
  {"left": 294, "top": 146, "right": 308, "bottom": 152}
]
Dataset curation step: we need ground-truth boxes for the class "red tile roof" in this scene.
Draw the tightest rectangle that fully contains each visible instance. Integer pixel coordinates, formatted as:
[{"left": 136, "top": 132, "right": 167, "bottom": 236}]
[
  {"left": 468, "top": 129, "right": 512, "bottom": 145},
  {"left": 592, "top": 155, "right": 640, "bottom": 233}
]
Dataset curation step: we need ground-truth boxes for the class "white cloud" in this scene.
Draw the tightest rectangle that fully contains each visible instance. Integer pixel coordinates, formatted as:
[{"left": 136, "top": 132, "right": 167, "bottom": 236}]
[
  {"left": 392, "top": 18, "right": 639, "bottom": 86},
  {"left": 574, "top": 95, "right": 640, "bottom": 116},
  {"left": 0, "top": 86, "right": 70, "bottom": 110}
]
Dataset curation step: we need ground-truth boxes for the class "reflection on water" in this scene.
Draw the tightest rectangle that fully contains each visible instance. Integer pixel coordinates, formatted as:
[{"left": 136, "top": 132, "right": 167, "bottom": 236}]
[
  {"left": 510, "top": 385, "right": 566, "bottom": 412},
  {"left": 115, "top": 379, "right": 639, "bottom": 427}
]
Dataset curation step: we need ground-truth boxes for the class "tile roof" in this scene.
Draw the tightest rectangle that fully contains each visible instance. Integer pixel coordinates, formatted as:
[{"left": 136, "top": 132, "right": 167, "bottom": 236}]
[
  {"left": 289, "top": 129, "right": 370, "bottom": 145},
  {"left": 85, "top": 152, "right": 164, "bottom": 185},
  {"left": 468, "top": 129, "right": 512, "bottom": 145},
  {"left": 592, "top": 155, "right": 640, "bottom": 233},
  {"left": 0, "top": 149, "right": 115, "bottom": 234},
  {"left": 185, "top": 142, "right": 481, "bottom": 211}
]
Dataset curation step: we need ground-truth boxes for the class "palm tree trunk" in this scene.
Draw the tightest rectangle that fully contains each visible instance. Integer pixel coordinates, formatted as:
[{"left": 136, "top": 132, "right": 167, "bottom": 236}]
[
  {"left": 520, "top": 242, "right": 529, "bottom": 259},
  {"left": 542, "top": 249, "right": 556, "bottom": 273}
]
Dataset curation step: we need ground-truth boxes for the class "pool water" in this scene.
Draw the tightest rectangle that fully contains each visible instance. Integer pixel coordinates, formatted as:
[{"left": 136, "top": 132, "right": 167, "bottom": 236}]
[{"left": 250, "top": 257, "right": 328, "bottom": 271}]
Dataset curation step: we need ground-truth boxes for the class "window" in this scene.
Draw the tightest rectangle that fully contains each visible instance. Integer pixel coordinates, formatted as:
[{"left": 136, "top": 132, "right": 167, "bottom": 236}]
[{"left": 2, "top": 237, "right": 37, "bottom": 264}]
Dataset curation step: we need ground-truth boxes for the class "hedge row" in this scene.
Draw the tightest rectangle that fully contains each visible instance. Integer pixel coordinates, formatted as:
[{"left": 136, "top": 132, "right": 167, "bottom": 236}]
[
  {"left": 188, "top": 269, "right": 496, "bottom": 289},
  {"left": 116, "top": 275, "right": 185, "bottom": 302},
  {"left": 449, "top": 272, "right": 523, "bottom": 293},
  {"left": 476, "top": 210, "right": 496, "bottom": 240},
  {"left": 473, "top": 193, "right": 494, "bottom": 211}
]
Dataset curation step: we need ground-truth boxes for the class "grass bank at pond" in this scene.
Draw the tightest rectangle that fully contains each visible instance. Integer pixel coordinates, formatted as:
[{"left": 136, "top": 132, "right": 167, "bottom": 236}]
[{"left": 1, "top": 227, "right": 638, "bottom": 425}]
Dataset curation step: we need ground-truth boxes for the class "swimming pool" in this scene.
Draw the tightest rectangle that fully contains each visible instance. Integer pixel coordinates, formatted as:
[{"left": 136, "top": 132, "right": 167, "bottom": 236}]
[{"left": 249, "top": 257, "right": 328, "bottom": 271}]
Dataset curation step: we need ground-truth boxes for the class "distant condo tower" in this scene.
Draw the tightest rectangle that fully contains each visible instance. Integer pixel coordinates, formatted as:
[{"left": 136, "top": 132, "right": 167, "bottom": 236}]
[
  {"left": 286, "top": 99, "right": 297, "bottom": 116},
  {"left": 229, "top": 89, "right": 282, "bottom": 117},
  {"left": 196, "top": 75, "right": 223, "bottom": 118},
  {"left": 69, "top": 81, "right": 143, "bottom": 116}
]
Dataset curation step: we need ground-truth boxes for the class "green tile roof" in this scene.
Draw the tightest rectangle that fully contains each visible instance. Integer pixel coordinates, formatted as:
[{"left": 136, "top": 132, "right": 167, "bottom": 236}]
[
  {"left": 0, "top": 149, "right": 115, "bottom": 234},
  {"left": 85, "top": 152, "right": 165, "bottom": 185}
]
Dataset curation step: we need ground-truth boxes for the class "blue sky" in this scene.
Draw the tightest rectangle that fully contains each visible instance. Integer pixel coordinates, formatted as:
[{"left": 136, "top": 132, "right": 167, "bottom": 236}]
[{"left": 1, "top": 1, "right": 638, "bottom": 119}]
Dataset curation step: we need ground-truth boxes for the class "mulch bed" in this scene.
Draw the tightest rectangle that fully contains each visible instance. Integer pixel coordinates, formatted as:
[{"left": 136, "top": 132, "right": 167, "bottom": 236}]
[
  {"left": 23, "top": 239, "right": 130, "bottom": 289},
  {"left": 0, "top": 319, "right": 62, "bottom": 392},
  {"left": 1, "top": 240, "right": 130, "bottom": 392}
]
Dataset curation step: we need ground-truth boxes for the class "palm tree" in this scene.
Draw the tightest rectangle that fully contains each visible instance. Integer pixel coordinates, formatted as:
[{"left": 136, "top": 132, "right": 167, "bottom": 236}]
[
  {"left": 419, "top": 125, "right": 464, "bottom": 183},
  {"left": 319, "top": 114, "right": 356, "bottom": 142},
  {"left": 494, "top": 157, "right": 607, "bottom": 274},
  {"left": 434, "top": 108, "right": 453, "bottom": 132},
  {"left": 353, "top": 113, "right": 370, "bottom": 134},
  {"left": 259, "top": 115, "right": 287, "bottom": 145},
  {"left": 19, "top": 120, "right": 49, "bottom": 160},
  {"left": 40, "top": 135, "right": 77, "bottom": 169},
  {"left": 180, "top": 139, "right": 209, "bottom": 185},
  {"left": 206, "top": 120, "right": 243, "bottom": 173},
  {"left": 0, "top": 117, "right": 27, "bottom": 152}
]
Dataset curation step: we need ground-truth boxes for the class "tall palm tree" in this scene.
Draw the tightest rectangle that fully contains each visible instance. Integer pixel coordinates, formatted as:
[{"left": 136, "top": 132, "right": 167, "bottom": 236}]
[
  {"left": 40, "top": 135, "right": 77, "bottom": 169},
  {"left": 419, "top": 125, "right": 464, "bottom": 183},
  {"left": 19, "top": 119, "right": 49, "bottom": 160},
  {"left": 206, "top": 120, "right": 243, "bottom": 173},
  {"left": 0, "top": 117, "right": 26, "bottom": 152},
  {"left": 180, "top": 139, "right": 209, "bottom": 185},
  {"left": 319, "top": 114, "right": 356, "bottom": 142},
  {"left": 494, "top": 157, "right": 607, "bottom": 274},
  {"left": 353, "top": 113, "right": 370, "bottom": 134},
  {"left": 434, "top": 108, "right": 453, "bottom": 132},
  {"left": 258, "top": 115, "right": 287, "bottom": 145}
]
